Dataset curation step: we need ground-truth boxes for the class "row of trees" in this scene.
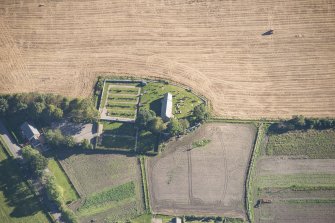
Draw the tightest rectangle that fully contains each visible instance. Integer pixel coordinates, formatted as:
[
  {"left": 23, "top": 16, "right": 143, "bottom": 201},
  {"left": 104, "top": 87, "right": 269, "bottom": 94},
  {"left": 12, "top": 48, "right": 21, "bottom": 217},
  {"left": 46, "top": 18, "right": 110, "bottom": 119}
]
[
  {"left": 21, "top": 146, "right": 78, "bottom": 223},
  {"left": 269, "top": 115, "right": 335, "bottom": 134},
  {"left": 0, "top": 93, "right": 98, "bottom": 128}
]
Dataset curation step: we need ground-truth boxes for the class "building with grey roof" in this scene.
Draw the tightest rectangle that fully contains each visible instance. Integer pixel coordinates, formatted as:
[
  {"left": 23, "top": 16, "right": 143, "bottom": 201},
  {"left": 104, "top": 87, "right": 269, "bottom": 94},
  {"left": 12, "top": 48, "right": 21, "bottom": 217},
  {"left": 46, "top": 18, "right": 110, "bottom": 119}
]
[
  {"left": 161, "top": 92, "right": 173, "bottom": 121},
  {"left": 20, "top": 122, "right": 41, "bottom": 148}
]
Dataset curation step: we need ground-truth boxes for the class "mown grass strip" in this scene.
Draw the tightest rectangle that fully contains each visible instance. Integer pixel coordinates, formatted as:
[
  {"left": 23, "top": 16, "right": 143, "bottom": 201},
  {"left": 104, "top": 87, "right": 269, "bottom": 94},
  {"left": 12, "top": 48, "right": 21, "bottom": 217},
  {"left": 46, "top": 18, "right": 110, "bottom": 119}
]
[
  {"left": 257, "top": 174, "right": 335, "bottom": 189},
  {"left": 48, "top": 159, "right": 79, "bottom": 203},
  {"left": 246, "top": 123, "right": 267, "bottom": 223},
  {"left": 283, "top": 199, "right": 335, "bottom": 204},
  {"left": 139, "top": 157, "right": 150, "bottom": 212}
]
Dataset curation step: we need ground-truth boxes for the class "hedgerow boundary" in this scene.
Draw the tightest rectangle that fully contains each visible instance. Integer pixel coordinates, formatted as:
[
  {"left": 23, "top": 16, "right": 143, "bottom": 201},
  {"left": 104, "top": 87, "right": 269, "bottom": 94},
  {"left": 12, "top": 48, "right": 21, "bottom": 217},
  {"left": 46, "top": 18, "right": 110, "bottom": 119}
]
[{"left": 245, "top": 123, "right": 268, "bottom": 223}]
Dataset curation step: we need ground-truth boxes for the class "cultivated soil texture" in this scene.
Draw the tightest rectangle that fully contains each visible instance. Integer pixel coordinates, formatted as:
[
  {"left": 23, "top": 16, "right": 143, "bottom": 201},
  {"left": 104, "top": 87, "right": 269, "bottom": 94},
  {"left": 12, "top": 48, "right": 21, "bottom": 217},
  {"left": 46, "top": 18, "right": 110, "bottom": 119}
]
[
  {"left": 254, "top": 156, "right": 335, "bottom": 223},
  {"left": 1, "top": 0, "right": 335, "bottom": 119},
  {"left": 147, "top": 123, "right": 257, "bottom": 219},
  {"left": 58, "top": 151, "right": 145, "bottom": 222}
]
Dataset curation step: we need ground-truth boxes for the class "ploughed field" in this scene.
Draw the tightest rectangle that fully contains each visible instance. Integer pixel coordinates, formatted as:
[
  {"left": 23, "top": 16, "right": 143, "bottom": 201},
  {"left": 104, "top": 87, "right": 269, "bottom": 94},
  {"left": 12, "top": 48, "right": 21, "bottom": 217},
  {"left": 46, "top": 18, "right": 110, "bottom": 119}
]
[
  {"left": 147, "top": 123, "right": 257, "bottom": 219},
  {"left": 254, "top": 129, "right": 335, "bottom": 223},
  {"left": 1, "top": 0, "right": 335, "bottom": 119}
]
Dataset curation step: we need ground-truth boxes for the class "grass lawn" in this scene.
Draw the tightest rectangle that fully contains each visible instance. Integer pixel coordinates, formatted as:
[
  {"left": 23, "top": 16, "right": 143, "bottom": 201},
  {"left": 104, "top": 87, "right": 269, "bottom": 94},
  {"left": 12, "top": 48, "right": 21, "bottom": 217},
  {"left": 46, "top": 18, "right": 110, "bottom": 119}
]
[
  {"left": 0, "top": 144, "right": 50, "bottom": 223},
  {"left": 257, "top": 174, "right": 335, "bottom": 190},
  {"left": 100, "top": 135, "right": 135, "bottom": 150},
  {"left": 102, "top": 122, "right": 136, "bottom": 136},
  {"left": 141, "top": 82, "right": 203, "bottom": 119},
  {"left": 132, "top": 214, "right": 173, "bottom": 223},
  {"left": 266, "top": 129, "right": 335, "bottom": 158},
  {"left": 48, "top": 159, "right": 79, "bottom": 203}
]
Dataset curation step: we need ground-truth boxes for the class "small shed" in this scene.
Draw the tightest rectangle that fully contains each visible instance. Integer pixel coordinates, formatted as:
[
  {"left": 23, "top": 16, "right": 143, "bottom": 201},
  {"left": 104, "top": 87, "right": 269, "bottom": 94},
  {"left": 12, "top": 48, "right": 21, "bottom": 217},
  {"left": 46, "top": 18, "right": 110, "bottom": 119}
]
[
  {"left": 161, "top": 92, "right": 173, "bottom": 121},
  {"left": 174, "top": 217, "right": 182, "bottom": 223}
]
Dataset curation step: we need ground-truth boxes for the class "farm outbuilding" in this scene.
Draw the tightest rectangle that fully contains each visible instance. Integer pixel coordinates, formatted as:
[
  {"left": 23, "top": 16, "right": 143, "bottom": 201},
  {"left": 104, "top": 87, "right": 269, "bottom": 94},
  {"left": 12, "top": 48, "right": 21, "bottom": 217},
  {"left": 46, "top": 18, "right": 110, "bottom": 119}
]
[
  {"left": 161, "top": 92, "right": 173, "bottom": 121},
  {"left": 20, "top": 122, "right": 41, "bottom": 148}
]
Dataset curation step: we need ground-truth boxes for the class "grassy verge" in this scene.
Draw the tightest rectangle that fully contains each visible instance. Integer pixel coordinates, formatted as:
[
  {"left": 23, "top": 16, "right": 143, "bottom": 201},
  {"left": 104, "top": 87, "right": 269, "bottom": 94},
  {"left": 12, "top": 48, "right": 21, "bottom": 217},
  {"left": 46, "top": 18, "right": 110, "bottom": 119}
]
[
  {"left": 0, "top": 136, "right": 13, "bottom": 157},
  {"left": 283, "top": 199, "right": 335, "bottom": 204},
  {"left": 48, "top": 159, "right": 79, "bottom": 203},
  {"left": 266, "top": 129, "right": 335, "bottom": 158},
  {"left": 257, "top": 174, "right": 335, "bottom": 189},
  {"left": 246, "top": 123, "right": 267, "bottom": 223},
  {"left": 0, "top": 142, "right": 51, "bottom": 223},
  {"left": 139, "top": 157, "right": 150, "bottom": 212}
]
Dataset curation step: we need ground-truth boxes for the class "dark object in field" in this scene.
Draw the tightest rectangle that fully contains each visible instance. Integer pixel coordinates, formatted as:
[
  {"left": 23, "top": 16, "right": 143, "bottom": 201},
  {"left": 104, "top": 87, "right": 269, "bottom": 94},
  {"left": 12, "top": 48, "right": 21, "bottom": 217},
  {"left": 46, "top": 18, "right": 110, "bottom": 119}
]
[
  {"left": 262, "top": 29, "right": 274, "bottom": 36},
  {"left": 38, "top": 4, "right": 45, "bottom": 7},
  {"left": 254, "top": 198, "right": 272, "bottom": 208}
]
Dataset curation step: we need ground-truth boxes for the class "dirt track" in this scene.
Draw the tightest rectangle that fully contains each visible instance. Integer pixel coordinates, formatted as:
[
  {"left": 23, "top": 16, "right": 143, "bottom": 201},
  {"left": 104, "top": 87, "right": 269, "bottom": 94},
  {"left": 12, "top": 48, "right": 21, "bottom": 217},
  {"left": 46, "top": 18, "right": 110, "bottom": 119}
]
[
  {"left": 147, "top": 123, "right": 256, "bottom": 218},
  {"left": 1, "top": 0, "right": 335, "bottom": 119}
]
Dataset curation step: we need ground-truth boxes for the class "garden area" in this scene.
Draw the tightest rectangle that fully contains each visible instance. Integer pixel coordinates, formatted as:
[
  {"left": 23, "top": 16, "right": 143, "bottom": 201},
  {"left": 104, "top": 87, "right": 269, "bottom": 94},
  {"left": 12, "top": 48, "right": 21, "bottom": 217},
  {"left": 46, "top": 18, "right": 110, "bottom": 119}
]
[{"left": 99, "top": 81, "right": 141, "bottom": 121}]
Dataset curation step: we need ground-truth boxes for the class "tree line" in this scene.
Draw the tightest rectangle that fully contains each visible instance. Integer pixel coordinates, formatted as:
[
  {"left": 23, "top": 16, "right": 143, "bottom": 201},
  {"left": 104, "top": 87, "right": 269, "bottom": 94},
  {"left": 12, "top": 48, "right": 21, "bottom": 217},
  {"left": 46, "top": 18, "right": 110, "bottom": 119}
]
[
  {"left": 269, "top": 115, "right": 335, "bottom": 134},
  {"left": 0, "top": 93, "right": 98, "bottom": 129},
  {"left": 22, "top": 146, "right": 78, "bottom": 223}
]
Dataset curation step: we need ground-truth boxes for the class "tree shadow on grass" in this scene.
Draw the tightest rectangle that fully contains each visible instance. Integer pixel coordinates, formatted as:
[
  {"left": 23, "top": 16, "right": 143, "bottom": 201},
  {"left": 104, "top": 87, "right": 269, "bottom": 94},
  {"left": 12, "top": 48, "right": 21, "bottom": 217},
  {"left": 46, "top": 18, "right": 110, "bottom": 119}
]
[
  {"left": 0, "top": 159, "right": 43, "bottom": 218},
  {"left": 149, "top": 98, "right": 162, "bottom": 116}
]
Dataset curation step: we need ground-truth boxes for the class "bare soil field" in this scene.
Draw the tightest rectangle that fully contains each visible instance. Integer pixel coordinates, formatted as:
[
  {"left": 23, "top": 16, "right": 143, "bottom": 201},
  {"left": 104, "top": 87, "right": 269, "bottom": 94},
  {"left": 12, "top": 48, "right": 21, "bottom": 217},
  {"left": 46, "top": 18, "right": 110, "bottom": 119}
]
[
  {"left": 147, "top": 123, "right": 256, "bottom": 218},
  {"left": 257, "top": 157, "right": 335, "bottom": 175},
  {"left": 254, "top": 156, "right": 335, "bottom": 223},
  {"left": 1, "top": 0, "right": 335, "bottom": 119},
  {"left": 255, "top": 203, "right": 335, "bottom": 223}
]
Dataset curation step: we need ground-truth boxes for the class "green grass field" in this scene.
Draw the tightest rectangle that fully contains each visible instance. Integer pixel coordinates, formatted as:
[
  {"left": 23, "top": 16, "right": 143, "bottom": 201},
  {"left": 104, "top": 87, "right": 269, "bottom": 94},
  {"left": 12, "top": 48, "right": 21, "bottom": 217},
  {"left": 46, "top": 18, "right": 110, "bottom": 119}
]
[
  {"left": 78, "top": 181, "right": 144, "bottom": 221},
  {"left": 48, "top": 159, "right": 79, "bottom": 203},
  {"left": 100, "top": 135, "right": 135, "bottom": 150},
  {"left": 257, "top": 174, "right": 335, "bottom": 190},
  {"left": 103, "top": 122, "right": 136, "bottom": 136},
  {"left": 266, "top": 129, "right": 335, "bottom": 158},
  {"left": 141, "top": 82, "right": 202, "bottom": 119},
  {"left": 0, "top": 144, "right": 50, "bottom": 223}
]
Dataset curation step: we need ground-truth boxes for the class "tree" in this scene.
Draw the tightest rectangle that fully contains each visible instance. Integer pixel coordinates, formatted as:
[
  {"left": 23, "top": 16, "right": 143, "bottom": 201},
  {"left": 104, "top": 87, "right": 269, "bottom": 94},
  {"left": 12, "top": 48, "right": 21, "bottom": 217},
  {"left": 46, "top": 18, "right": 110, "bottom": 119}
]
[
  {"left": 70, "top": 99, "right": 98, "bottom": 123},
  {"left": 136, "top": 108, "right": 156, "bottom": 128},
  {"left": 179, "top": 119, "right": 190, "bottom": 131},
  {"left": 44, "top": 175, "right": 64, "bottom": 207},
  {"left": 22, "top": 146, "right": 48, "bottom": 176},
  {"left": 167, "top": 118, "right": 183, "bottom": 136},
  {"left": 149, "top": 117, "right": 166, "bottom": 134},
  {"left": 28, "top": 101, "right": 46, "bottom": 121},
  {"left": 81, "top": 139, "right": 93, "bottom": 149},
  {"left": 290, "top": 115, "right": 306, "bottom": 128},
  {"left": 0, "top": 97, "right": 8, "bottom": 116},
  {"left": 193, "top": 104, "right": 209, "bottom": 122}
]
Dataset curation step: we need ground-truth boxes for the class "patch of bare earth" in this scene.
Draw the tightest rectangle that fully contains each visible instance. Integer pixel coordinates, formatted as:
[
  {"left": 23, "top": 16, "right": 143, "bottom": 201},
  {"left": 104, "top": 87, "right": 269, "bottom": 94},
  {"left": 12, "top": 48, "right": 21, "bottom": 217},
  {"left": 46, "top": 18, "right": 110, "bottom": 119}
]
[
  {"left": 147, "top": 123, "right": 256, "bottom": 219},
  {"left": 255, "top": 156, "right": 335, "bottom": 223},
  {"left": 1, "top": 0, "right": 335, "bottom": 119}
]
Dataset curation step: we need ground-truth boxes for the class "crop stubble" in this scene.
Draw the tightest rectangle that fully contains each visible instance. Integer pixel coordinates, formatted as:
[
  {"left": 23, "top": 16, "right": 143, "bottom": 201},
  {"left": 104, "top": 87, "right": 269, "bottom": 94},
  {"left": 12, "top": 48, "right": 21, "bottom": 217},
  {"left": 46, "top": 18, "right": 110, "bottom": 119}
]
[{"left": 0, "top": 0, "right": 334, "bottom": 119}]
